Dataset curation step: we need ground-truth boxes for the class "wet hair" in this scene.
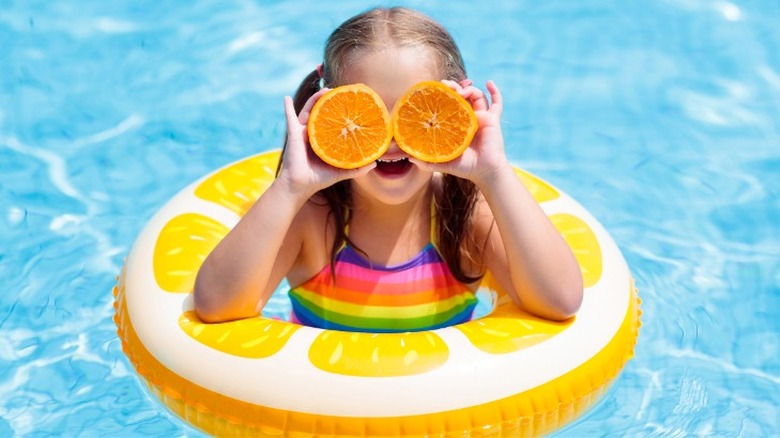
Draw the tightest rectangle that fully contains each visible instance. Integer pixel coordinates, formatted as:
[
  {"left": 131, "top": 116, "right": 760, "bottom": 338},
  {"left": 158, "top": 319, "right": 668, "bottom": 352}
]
[{"left": 278, "top": 7, "right": 483, "bottom": 283}]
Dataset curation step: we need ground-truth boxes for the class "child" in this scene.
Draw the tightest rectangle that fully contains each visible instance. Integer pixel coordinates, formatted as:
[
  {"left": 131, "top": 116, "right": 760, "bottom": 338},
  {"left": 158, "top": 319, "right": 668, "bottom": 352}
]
[{"left": 194, "top": 7, "right": 583, "bottom": 331}]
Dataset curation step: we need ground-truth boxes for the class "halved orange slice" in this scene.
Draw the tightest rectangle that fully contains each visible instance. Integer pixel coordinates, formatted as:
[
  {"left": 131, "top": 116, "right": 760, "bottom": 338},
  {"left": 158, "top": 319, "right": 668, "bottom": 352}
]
[
  {"left": 308, "top": 330, "right": 449, "bottom": 377},
  {"left": 307, "top": 84, "right": 393, "bottom": 169},
  {"left": 392, "top": 81, "right": 478, "bottom": 163}
]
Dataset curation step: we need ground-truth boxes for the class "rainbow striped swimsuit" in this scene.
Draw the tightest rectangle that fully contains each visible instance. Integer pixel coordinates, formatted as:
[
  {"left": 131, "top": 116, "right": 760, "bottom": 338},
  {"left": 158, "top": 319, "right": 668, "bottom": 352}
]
[{"left": 289, "top": 240, "right": 477, "bottom": 333}]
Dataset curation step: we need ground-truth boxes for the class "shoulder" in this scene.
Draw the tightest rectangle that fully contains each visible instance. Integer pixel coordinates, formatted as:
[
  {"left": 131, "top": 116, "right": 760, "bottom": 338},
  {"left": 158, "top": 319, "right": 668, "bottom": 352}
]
[
  {"left": 471, "top": 192, "right": 495, "bottom": 237},
  {"left": 432, "top": 175, "right": 495, "bottom": 280},
  {"left": 432, "top": 174, "right": 494, "bottom": 242},
  {"left": 430, "top": 173, "right": 495, "bottom": 244},
  {"left": 286, "top": 193, "right": 335, "bottom": 285},
  {"left": 466, "top": 191, "right": 498, "bottom": 265},
  {"left": 293, "top": 193, "right": 332, "bottom": 227},
  {"left": 291, "top": 193, "right": 336, "bottom": 251}
]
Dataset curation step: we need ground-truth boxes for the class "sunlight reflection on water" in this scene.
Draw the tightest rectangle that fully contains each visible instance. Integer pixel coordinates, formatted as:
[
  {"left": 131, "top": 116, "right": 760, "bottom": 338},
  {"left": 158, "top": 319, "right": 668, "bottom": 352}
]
[{"left": 1, "top": 0, "right": 778, "bottom": 436}]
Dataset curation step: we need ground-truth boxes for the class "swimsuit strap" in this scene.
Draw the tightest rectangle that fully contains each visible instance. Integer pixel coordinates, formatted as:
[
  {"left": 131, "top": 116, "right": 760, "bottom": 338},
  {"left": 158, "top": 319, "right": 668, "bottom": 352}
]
[
  {"left": 340, "top": 222, "right": 349, "bottom": 252},
  {"left": 429, "top": 196, "right": 439, "bottom": 252}
]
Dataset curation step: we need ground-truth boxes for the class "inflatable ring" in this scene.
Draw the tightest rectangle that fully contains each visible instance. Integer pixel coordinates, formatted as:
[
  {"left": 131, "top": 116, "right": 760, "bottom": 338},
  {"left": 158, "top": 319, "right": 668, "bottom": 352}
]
[{"left": 114, "top": 150, "right": 640, "bottom": 436}]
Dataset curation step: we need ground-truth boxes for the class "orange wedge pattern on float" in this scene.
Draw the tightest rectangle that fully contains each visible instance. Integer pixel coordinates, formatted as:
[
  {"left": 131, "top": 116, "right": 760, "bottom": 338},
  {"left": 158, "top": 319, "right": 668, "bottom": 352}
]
[
  {"left": 161, "top": 151, "right": 299, "bottom": 357},
  {"left": 454, "top": 272, "right": 571, "bottom": 354},
  {"left": 456, "top": 304, "right": 571, "bottom": 355},
  {"left": 550, "top": 213, "right": 602, "bottom": 288},
  {"left": 194, "top": 152, "right": 279, "bottom": 216},
  {"left": 178, "top": 311, "right": 300, "bottom": 359},
  {"left": 455, "top": 212, "right": 602, "bottom": 354},
  {"left": 153, "top": 213, "right": 229, "bottom": 293},
  {"left": 308, "top": 330, "right": 449, "bottom": 377},
  {"left": 514, "top": 168, "right": 559, "bottom": 203}
]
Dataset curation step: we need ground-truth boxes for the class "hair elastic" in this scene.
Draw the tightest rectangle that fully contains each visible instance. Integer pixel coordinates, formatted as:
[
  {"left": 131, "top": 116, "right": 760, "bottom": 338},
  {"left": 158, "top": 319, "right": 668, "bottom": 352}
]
[{"left": 315, "top": 64, "right": 324, "bottom": 78}]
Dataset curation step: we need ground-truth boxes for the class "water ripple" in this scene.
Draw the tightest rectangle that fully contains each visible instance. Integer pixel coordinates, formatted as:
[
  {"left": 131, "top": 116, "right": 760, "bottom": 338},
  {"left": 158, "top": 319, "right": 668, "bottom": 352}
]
[{"left": 1, "top": 0, "right": 779, "bottom": 436}]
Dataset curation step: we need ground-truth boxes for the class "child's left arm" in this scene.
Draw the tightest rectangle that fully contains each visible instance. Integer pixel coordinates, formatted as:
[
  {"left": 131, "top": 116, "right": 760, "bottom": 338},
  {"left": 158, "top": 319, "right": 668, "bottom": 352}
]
[{"left": 413, "top": 80, "right": 583, "bottom": 320}]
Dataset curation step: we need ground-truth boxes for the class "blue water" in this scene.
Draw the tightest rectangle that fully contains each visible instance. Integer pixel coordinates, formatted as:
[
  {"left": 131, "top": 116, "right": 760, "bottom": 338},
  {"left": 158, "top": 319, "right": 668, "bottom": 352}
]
[{"left": 1, "top": 0, "right": 778, "bottom": 436}]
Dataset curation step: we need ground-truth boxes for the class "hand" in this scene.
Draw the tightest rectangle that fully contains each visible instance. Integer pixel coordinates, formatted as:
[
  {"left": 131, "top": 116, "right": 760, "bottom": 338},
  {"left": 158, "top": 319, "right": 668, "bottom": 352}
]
[
  {"left": 409, "top": 80, "right": 509, "bottom": 186},
  {"left": 278, "top": 90, "right": 376, "bottom": 197}
]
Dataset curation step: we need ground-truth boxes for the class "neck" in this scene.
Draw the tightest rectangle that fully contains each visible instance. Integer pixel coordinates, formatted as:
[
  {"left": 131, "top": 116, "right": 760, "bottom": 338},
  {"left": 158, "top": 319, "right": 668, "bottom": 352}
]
[{"left": 348, "top": 185, "right": 433, "bottom": 264}]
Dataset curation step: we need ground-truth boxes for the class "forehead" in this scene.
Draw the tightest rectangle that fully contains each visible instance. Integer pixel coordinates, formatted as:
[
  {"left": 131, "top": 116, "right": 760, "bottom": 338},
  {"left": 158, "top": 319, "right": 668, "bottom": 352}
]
[{"left": 340, "top": 47, "right": 438, "bottom": 105}]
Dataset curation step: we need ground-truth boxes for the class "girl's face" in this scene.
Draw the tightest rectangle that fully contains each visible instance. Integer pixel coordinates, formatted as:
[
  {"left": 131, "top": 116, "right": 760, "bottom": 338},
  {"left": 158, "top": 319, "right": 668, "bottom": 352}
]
[{"left": 340, "top": 47, "right": 439, "bottom": 206}]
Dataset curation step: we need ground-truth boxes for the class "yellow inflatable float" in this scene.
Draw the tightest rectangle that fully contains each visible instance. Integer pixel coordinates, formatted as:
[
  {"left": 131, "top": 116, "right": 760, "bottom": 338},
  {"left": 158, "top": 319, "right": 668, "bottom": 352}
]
[{"left": 114, "top": 149, "right": 641, "bottom": 436}]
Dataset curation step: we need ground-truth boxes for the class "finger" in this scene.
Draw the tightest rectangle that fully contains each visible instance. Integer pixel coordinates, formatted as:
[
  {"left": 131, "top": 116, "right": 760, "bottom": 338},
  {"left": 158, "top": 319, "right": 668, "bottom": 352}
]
[
  {"left": 284, "top": 96, "right": 301, "bottom": 137},
  {"left": 443, "top": 80, "right": 487, "bottom": 112},
  {"left": 440, "top": 79, "right": 463, "bottom": 94},
  {"left": 486, "top": 80, "right": 503, "bottom": 116},
  {"left": 461, "top": 86, "right": 489, "bottom": 112},
  {"left": 284, "top": 95, "right": 296, "bottom": 120},
  {"left": 334, "top": 161, "right": 377, "bottom": 182},
  {"left": 418, "top": 148, "right": 479, "bottom": 180},
  {"left": 408, "top": 157, "right": 460, "bottom": 176}
]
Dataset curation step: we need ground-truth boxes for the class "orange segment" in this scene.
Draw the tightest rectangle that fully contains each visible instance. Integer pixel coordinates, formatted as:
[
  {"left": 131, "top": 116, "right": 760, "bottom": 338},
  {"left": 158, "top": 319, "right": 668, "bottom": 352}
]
[
  {"left": 457, "top": 272, "right": 571, "bottom": 354},
  {"left": 550, "top": 213, "right": 603, "bottom": 288},
  {"left": 308, "top": 330, "right": 448, "bottom": 377},
  {"left": 392, "top": 81, "right": 478, "bottom": 163},
  {"left": 514, "top": 168, "right": 560, "bottom": 203},
  {"left": 153, "top": 213, "right": 229, "bottom": 293},
  {"left": 456, "top": 299, "right": 571, "bottom": 354},
  {"left": 194, "top": 151, "right": 280, "bottom": 216},
  {"left": 307, "top": 84, "right": 393, "bottom": 169},
  {"left": 179, "top": 311, "right": 299, "bottom": 359}
]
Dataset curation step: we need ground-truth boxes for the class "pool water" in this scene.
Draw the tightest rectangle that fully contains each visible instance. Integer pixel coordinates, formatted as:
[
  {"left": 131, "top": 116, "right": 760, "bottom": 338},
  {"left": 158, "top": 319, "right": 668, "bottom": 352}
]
[{"left": 1, "top": 0, "right": 778, "bottom": 436}]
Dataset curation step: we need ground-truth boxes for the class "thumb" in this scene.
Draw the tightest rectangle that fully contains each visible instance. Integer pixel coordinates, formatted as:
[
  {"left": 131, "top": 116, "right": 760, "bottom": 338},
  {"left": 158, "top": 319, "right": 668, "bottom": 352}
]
[{"left": 333, "top": 161, "right": 378, "bottom": 183}]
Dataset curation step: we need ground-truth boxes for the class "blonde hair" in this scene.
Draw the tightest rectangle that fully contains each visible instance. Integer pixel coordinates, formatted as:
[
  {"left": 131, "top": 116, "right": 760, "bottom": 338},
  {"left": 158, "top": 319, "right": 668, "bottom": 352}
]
[
  {"left": 322, "top": 7, "right": 467, "bottom": 87},
  {"left": 281, "top": 7, "right": 483, "bottom": 284}
]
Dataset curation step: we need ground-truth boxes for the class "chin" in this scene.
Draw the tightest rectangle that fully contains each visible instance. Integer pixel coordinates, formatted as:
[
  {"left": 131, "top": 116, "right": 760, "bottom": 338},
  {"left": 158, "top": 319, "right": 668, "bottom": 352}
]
[{"left": 353, "top": 164, "right": 432, "bottom": 206}]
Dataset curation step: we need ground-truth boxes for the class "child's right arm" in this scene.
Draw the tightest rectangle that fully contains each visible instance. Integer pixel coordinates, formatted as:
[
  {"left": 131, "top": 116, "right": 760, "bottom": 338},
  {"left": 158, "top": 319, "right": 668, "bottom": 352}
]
[
  {"left": 193, "top": 91, "right": 375, "bottom": 323},
  {"left": 193, "top": 176, "right": 310, "bottom": 323}
]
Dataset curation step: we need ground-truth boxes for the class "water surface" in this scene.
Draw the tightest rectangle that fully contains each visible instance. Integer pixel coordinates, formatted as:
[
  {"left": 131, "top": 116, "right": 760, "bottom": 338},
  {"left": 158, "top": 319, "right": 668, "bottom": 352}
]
[{"left": 1, "top": 0, "right": 778, "bottom": 436}]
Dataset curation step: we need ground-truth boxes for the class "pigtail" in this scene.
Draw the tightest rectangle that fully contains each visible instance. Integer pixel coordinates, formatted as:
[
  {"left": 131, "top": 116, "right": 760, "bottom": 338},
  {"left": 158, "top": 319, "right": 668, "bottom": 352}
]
[
  {"left": 438, "top": 175, "right": 484, "bottom": 284},
  {"left": 293, "top": 69, "right": 323, "bottom": 114}
]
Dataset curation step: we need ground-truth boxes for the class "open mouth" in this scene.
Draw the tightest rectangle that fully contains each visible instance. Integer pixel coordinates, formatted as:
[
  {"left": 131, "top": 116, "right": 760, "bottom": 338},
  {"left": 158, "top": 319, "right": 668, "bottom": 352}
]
[{"left": 375, "top": 157, "right": 412, "bottom": 176}]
